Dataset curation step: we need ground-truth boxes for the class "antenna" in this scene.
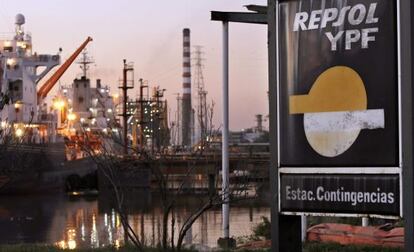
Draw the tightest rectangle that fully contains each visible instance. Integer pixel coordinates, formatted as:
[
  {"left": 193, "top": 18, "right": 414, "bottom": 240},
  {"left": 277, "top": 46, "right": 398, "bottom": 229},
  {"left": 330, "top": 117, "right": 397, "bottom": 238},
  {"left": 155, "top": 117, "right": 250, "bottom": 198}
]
[{"left": 76, "top": 49, "right": 94, "bottom": 78}]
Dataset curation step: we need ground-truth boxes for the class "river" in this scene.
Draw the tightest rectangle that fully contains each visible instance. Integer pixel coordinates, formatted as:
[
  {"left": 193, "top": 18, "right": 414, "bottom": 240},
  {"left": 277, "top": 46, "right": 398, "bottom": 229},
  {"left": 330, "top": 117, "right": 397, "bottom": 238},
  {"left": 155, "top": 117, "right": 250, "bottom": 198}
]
[{"left": 0, "top": 192, "right": 270, "bottom": 249}]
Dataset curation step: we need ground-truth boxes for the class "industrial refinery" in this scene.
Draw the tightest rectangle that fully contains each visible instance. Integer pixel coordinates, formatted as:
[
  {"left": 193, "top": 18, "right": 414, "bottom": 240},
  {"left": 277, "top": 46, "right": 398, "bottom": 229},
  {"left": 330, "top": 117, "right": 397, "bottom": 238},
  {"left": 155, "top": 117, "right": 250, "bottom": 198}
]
[{"left": 0, "top": 9, "right": 271, "bottom": 252}]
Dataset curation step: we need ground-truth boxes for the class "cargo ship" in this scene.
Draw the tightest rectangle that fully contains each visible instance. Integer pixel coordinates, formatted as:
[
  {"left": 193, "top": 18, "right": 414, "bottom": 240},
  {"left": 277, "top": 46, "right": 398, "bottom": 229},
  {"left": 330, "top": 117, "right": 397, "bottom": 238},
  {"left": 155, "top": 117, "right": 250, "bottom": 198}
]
[{"left": 0, "top": 14, "right": 114, "bottom": 194}]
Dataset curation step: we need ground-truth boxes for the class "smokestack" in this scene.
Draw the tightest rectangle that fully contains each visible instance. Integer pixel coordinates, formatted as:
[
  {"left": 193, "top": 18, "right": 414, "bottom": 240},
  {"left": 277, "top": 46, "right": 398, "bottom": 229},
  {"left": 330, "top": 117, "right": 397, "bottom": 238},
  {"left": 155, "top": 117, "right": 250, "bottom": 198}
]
[{"left": 182, "top": 28, "right": 191, "bottom": 146}]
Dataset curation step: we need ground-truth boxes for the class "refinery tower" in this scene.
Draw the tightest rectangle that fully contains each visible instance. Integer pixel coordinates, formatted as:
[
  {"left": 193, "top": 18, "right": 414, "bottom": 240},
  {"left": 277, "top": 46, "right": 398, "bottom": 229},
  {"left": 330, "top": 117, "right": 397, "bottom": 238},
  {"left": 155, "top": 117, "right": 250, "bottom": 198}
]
[{"left": 181, "top": 28, "right": 191, "bottom": 146}]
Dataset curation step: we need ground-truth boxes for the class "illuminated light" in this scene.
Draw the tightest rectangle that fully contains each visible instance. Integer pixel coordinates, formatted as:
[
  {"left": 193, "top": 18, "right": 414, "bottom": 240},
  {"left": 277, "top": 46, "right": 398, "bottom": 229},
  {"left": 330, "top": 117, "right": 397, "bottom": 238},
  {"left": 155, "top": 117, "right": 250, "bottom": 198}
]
[
  {"left": 1, "top": 121, "right": 7, "bottom": 128},
  {"left": 53, "top": 100, "right": 65, "bottom": 110},
  {"left": 112, "top": 93, "right": 119, "bottom": 99},
  {"left": 17, "top": 41, "right": 26, "bottom": 49},
  {"left": 106, "top": 118, "right": 110, "bottom": 121},
  {"left": 116, "top": 214, "right": 121, "bottom": 228},
  {"left": 6, "top": 58, "right": 16, "bottom": 66},
  {"left": 80, "top": 118, "right": 85, "bottom": 123},
  {"left": 56, "top": 240, "right": 67, "bottom": 249},
  {"left": 3, "top": 40, "right": 11, "bottom": 47},
  {"left": 15, "top": 128, "right": 23, "bottom": 137},
  {"left": 67, "top": 113, "right": 76, "bottom": 121},
  {"left": 102, "top": 128, "right": 108, "bottom": 133},
  {"left": 14, "top": 102, "right": 22, "bottom": 109},
  {"left": 107, "top": 108, "right": 112, "bottom": 113},
  {"left": 114, "top": 240, "right": 120, "bottom": 249},
  {"left": 112, "top": 129, "right": 118, "bottom": 132},
  {"left": 68, "top": 240, "right": 76, "bottom": 250},
  {"left": 86, "top": 128, "right": 91, "bottom": 132}
]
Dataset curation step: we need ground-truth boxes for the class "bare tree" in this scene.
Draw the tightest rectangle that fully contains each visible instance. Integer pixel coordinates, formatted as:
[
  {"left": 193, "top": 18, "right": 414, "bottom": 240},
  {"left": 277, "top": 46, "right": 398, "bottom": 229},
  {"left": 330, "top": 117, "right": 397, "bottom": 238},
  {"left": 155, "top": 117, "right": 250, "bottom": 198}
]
[{"left": 77, "top": 103, "right": 256, "bottom": 251}]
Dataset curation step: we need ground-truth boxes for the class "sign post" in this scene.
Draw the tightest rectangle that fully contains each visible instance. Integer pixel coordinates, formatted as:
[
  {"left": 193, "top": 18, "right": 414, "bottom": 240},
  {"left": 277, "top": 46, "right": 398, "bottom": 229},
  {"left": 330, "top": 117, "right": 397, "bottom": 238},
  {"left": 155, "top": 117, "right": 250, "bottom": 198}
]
[
  {"left": 269, "top": 0, "right": 414, "bottom": 250},
  {"left": 277, "top": 0, "right": 402, "bottom": 218}
]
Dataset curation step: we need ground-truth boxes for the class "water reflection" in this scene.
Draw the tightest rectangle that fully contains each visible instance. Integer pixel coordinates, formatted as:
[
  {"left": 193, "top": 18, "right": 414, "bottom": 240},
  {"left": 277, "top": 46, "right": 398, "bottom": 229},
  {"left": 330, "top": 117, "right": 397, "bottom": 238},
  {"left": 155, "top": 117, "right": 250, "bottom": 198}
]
[{"left": 0, "top": 192, "right": 269, "bottom": 249}]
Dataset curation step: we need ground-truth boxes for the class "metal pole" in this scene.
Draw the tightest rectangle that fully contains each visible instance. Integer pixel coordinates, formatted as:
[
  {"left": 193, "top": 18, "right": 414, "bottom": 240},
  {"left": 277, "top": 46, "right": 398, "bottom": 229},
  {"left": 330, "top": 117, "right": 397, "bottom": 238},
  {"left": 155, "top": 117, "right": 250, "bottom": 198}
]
[
  {"left": 222, "top": 21, "right": 230, "bottom": 239},
  {"left": 267, "top": 1, "right": 282, "bottom": 251},
  {"left": 401, "top": 0, "right": 414, "bottom": 250},
  {"left": 301, "top": 215, "right": 307, "bottom": 242},
  {"left": 362, "top": 217, "right": 369, "bottom": 227},
  {"left": 122, "top": 59, "right": 128, "bottom": 155},
  {"left": 139, "top": 78, "right": 144, "bottom": 150}
]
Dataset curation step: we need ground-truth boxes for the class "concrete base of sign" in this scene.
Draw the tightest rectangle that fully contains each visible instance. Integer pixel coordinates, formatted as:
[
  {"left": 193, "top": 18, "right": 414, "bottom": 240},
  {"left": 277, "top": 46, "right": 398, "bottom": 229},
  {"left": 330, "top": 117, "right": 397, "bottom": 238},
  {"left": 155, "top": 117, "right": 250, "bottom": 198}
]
[{"left": 217, "top": 237, "right": 236, "bottom": 249}]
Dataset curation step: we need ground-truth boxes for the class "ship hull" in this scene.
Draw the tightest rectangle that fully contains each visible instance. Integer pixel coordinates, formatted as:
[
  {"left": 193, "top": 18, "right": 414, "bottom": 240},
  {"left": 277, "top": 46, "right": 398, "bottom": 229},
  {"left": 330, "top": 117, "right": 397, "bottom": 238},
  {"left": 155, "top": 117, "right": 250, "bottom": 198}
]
[{"left": 0, "top": 142, "right": 97, "bottom": 194}]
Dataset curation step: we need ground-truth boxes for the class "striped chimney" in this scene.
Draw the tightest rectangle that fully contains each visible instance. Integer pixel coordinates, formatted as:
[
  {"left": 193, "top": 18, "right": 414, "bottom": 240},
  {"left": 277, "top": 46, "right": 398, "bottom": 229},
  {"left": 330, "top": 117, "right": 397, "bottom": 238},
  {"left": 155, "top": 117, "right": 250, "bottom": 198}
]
[{"left": 182, "top": 28, "right": 191, "bottom": 146}]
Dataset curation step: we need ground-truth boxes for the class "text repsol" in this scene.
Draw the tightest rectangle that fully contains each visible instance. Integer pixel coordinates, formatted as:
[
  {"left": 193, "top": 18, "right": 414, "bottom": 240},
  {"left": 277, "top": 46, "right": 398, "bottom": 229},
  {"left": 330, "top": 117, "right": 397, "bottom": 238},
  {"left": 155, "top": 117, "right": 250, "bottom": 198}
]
[{"left": 293, "top": 3, "right": 379, "bottom": 51}]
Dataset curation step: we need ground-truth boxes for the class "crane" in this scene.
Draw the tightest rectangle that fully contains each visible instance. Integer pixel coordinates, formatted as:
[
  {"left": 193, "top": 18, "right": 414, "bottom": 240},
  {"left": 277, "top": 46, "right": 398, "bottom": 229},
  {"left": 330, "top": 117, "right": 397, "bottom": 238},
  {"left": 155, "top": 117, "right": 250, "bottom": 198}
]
[{"left": 37, "top": 36, "right": 93, "bottom": 103}]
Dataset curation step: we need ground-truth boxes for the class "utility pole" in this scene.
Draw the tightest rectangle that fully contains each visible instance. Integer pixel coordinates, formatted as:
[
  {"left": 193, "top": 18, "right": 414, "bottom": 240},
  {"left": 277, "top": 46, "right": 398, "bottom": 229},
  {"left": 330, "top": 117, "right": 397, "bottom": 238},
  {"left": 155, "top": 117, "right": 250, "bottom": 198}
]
[
  {"left": 174, "top": 93, "right": 181, "bottom": 146},
  {"left": 119, "top": 59, "right": 134, "bottom": 155},
  {"left": 139, "top": 78, "right": 148, "bottom": 150},
  {"left": 193, "top": 45, "right": 208, "bottom": 145}
]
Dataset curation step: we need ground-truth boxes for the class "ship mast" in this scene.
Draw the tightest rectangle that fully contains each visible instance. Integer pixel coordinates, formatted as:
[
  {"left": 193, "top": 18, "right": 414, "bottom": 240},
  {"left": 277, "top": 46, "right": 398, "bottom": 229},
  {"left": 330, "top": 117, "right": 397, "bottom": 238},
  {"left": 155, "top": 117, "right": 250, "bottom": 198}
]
[{"left": 77, "top": 50, "right": 94, "bottom": 78}]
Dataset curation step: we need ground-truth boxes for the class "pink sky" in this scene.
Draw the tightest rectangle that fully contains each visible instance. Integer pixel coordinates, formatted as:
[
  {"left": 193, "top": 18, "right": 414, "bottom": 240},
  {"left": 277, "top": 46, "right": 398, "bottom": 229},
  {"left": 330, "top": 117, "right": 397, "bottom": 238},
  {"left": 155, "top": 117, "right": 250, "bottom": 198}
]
[{"left": 2, "top": 0, "right": 268, "bottom": 130}]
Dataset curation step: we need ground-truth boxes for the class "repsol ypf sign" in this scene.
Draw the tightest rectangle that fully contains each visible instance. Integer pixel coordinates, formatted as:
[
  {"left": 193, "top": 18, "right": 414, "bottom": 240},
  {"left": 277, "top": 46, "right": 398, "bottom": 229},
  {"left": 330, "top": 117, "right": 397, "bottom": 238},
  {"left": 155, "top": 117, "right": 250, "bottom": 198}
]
[{"left": 277, "top": 0, "right": 401, "bottom": 216}]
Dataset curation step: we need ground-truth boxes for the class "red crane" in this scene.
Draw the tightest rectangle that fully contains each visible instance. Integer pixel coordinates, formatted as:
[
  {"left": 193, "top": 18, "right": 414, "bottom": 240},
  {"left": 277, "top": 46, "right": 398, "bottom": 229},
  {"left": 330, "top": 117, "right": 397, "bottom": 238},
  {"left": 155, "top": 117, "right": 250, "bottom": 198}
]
[{"left": 37, "top": 36, "right": 93, "bottom": 103}]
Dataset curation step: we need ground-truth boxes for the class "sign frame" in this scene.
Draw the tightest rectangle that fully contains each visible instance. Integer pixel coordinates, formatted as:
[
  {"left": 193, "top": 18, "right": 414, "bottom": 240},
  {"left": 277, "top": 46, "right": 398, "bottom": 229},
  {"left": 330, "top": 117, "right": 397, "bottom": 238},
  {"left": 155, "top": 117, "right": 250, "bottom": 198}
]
[{"left": 275, "top": 0, "right": 403, "bottom": 219}]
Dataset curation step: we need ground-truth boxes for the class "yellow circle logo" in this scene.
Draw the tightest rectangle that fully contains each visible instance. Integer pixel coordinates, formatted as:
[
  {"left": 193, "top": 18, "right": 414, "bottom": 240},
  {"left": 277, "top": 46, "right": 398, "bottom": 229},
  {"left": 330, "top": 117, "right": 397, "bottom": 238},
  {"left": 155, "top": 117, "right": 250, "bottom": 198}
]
[{"left": 289, "top": 66, "right": 384, "bottom": 157}]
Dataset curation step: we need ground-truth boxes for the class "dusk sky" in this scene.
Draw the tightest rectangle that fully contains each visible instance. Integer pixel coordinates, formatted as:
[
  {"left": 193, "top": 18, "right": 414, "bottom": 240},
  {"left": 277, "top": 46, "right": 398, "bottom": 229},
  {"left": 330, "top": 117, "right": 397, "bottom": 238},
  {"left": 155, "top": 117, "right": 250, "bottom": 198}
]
[{"left": 2, "top": 0, "right": 268, "bottom": 130}]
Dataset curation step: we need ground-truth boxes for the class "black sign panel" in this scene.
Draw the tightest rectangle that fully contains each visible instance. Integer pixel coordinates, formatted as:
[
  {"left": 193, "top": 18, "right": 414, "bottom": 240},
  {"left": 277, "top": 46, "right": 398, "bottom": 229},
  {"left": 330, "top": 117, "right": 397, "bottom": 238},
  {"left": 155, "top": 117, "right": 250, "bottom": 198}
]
[
  {"left": 280, "top": 174, "right": 400, "bottom": 215},
  {"left": 278, "top": 0, "right": 398, "bottom": 166}
]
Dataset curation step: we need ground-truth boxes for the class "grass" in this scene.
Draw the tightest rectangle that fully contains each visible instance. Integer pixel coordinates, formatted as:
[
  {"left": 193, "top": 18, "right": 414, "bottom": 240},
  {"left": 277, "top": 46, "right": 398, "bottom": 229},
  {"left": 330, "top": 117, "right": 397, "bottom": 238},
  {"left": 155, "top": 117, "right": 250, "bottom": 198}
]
[
  {"left": 0, "top": 243, "right": 403, "bottom": 252},
  {"left": 0, "top": 244, "right": 197, "bottom": 252}
]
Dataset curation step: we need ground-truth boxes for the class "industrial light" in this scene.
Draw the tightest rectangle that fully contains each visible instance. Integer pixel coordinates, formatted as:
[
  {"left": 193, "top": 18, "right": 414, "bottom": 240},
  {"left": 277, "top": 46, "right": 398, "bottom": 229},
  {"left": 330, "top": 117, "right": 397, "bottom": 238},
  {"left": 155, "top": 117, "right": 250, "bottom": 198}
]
[
  {"left": 17, "top": 41, "right": 26, "bottom": 49},
  {"left": 14, "top": 102, "right": 22, "bottom": 109},
  {"left": 107, "top": 108, "right": 112, "bottom": 113},
  {"left": 6, "top": 58, "right": 16, "bottom": 66},
  {"left": 67, "top": 113, "right": 76, "bottom": 121},
  {"left": 3, "top": 40, "right": 11, "bottom": 47},
  {"left": 15, "top": 128, "right": 23, "bottom": 137},
  {"left": 53, "top": 100, "right": 65, "bottom": 110}
]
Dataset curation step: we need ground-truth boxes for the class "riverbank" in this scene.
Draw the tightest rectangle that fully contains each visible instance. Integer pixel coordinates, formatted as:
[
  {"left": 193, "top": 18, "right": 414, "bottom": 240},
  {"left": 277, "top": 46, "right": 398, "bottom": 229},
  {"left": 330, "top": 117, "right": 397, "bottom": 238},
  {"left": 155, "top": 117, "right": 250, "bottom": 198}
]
[
  {"left": 0, "top": 244, "right": 196, "bottom": 252},
  {"left": 0, "top": 242, "right": 403, "bottom": 252}
]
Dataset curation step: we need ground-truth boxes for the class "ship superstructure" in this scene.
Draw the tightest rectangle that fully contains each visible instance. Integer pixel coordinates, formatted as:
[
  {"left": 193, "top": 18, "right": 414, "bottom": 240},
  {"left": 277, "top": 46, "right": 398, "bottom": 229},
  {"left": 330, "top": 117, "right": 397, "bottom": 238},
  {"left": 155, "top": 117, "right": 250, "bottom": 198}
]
[
  {"left": 57, "top": 50, "right": 117, "bottom": 134},
  {"left": 0, "top": 14, "right": 60, "bottom": 129}
]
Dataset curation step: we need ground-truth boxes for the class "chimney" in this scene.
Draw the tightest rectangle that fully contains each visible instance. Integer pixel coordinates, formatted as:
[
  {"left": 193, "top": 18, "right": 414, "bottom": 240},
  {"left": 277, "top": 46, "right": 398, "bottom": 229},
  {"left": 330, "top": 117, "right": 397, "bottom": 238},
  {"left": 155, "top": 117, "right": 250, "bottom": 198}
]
[{"left": 181, "top": 28, "right": 191, "bottom": 146}]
